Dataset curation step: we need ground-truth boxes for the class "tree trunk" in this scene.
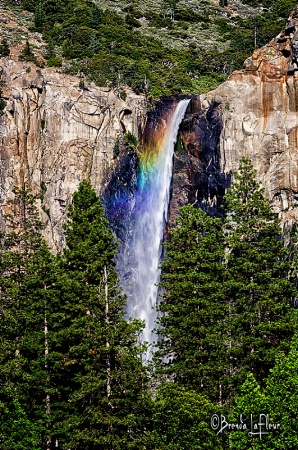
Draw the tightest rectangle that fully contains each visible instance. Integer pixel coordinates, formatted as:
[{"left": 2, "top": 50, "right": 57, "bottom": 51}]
[
  {"left": 104, "top": 266, "right": 111, "bottom": 398},
  {"left": 45, "top": 308, "right": 51, "bottom": 450}
]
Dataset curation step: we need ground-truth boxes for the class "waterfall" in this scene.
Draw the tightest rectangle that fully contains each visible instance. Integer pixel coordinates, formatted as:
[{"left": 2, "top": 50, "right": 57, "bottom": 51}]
[{"left": 125, "top": 99, "right": 190, "bottom": 345}]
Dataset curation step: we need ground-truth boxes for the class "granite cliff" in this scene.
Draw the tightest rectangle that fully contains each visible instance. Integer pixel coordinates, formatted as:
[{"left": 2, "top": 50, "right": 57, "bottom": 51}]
[
  {"left": 2, "top": 6, "right": 298, "bottom": 248},
  {"left": 0, "top": 57, "right": 146, "bottom": 249},
  {"left": 176, "top": 6, "right": 298, "bottom": 228}
]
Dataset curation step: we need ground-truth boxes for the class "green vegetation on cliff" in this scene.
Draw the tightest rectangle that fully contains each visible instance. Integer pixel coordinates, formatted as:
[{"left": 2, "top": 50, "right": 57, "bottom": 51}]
[{"left": 2, "top": 0, "right": 296, "bottom": 97}]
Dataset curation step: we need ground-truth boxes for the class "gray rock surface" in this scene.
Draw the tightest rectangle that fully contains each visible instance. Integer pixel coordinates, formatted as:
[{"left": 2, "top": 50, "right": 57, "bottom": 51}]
[
  {"left": 0, "top": 59, "right": 146, "bottom": 249},
  {"left": 178, "top": 6, "right": 298, "bottom": 228}
]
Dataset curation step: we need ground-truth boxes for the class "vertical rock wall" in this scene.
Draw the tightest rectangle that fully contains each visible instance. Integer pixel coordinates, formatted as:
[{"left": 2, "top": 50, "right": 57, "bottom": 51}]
[
  {"left": 177, "top": 6, "right": 298, "bottom": 227},
  {"left": 3, "top": 5, "right": 298, "bottom": 250},
  {"left": 0, "top": 59, "right": 147, "bottom": 249}
]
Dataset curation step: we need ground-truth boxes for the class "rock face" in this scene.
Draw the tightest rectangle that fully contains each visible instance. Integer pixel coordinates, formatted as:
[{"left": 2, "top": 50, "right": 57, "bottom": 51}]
[
  {"left": 177, "top": 6, "right": 298, "bottom": 228},
  {"left": 169, "top": 98, "right": 229, "bottom": 225},
  {"left": 2, "top": 5, "right": 298, "bottom": 250},
  {"left": 0, "top": 58, "right": 146, "bottom": 249}
]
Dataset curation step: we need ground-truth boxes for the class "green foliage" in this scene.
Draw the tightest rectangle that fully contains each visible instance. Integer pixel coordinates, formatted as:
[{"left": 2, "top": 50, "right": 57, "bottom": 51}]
[
  {"left": 224, "top": 158, "right": 297, "bottom": 397},
  {"left": 0, "top": 188, "right": 62, "bottom": 446},
  {"left": 0, "top": 184, "right": 152, "bottom": 448},
  {"left": 39, "top": 180, "right": 47, "bottom": 202},
  {"left": 286, "top": 222, "right": 298, "bottom": 291},
  {"left": 24, "top": 0, "right": 226, "bottom": 96},
  {"left": 228, "top": 374, "right": 271, "bottom": 450},
  {"left": 120, "top": 89, "right": 127, "bottom": 101},
  {"left": 162, "top": 0, "right": 181, "bottom": 20},
  {"left": 150, "top": 383, "right": 223, "bottom": 449},
  {"left": 157, "top": 158, "right": 297, "bottom": 407},
  {"left": 229, "top": 334, "right": 298, "bottom": 449},
  {"left": 18, "top": 0, "right": 297, "bottom": 97},
  {"left": 44, "top": 41, "right": 62, "bottom": 66},
  {"left": 0, "top": 89, "right": 6, "bottom": 115},
  {"left": 113, "top": 136, "right": 121, "bottom": 159},
  {"left": 0, "top": 160, "right": 298, "bottom": 448},
  {"left": 271, "top": 0, "right": 297, "bottom": 18},
  {"left": 175, "top": 6, "right": 205, "bottom": 23},
  {"left": 125, "top": 13, "right": 141, "bottom": 28},
  {"left": 124, "top": 131, "right": 138, "bottom": 149},
  {"left": 264, "top": 334, "right": 298, "bottom": 448},
  {"left": 34, "top": 2, "right": 45, "bottom": 32},
  {"left": 89, "top": 33, "right": 101, "bottom": 54},
  {"left": 0, "top": 38, "right": 10, "bottom": 57},
  {"left": 0, "top": 398, "right": 41, "bottom": 450},
  {"left": 19, "top": 40, "right": 38, "bottom": 63},
  {"left": 176, "top": 134, "right": 184, "bottom": 154},
  {"left": 55, "top": 180, "right": 152, "bottom": 448},
  {"left": 157, "top": 206, "right": 227, "bottom": 402},
  {"left": 191, "top": 74, "right": 226, "bottom": 94},
  {"left": 47, "top": 55, "right": 62, "bottom": 66}
]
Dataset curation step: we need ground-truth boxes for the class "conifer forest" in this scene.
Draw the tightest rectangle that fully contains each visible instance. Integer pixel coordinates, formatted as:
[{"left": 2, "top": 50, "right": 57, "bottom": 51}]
[
  {"left": 1, "top": 163, "right": 298, "bottom": 449},
  {"left": 0, "top": 0, "right": 298, "bottom": 449}
]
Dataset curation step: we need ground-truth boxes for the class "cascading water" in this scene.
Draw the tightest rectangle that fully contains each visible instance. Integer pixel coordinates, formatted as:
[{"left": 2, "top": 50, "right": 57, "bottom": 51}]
[{"left": 124, "top": 99, "right": 190, "bottom": 346}]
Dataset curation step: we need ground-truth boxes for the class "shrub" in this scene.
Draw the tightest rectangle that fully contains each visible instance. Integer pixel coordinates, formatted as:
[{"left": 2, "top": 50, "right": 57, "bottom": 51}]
[
  {"left": 0, "top": 38, "right": 10, "bottom": 57},
  {"left": 124, "top": 131, "right": 138, "bottom": 149},
  {"left": 47, "top": 56, "right": 62, "bottom": 67},
  {"left": 19, "top": 41, "right": 38, "bottom": 63}
]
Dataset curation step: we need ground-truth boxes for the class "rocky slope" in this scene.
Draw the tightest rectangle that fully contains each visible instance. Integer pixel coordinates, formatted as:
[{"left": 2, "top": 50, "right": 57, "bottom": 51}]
[
  {"left": 0, "top": 57, "right": 146, "bottom": 249},
  {"left": 176, "top": 5, "right": 298, "bottom": 228}
]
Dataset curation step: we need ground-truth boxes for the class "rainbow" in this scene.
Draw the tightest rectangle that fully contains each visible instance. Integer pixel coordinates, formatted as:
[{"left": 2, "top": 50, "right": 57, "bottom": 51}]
[{"left": 104, "top": 99, "right": 190, "bottom": 348}]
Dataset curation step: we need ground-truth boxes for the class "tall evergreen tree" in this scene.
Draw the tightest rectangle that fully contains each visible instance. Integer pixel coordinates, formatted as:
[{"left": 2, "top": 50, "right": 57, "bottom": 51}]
[
  {"left": 156, "top": 205, "right": 227, "bottom": 403},
  {"left": 156, "top": 158, "right": 297, "bottom": 407},
  {"left": 55, "top": 180, "right": 152, "bottom": 449},
  {"left": 0, "top": 188, "right": 60, "bottom": 448},
  {"left": 223, "top": 158, "right": 297, "bottom": 398},
  {"left": 34, "top": 3, "right": 46, "bottom": 32}
]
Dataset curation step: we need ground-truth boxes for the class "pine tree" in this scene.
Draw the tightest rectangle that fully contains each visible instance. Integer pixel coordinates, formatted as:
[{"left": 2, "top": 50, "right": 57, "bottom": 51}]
[
  {"left": 89, "top": 34, "right": 101, "bottom": 54},
  {"left": 0, "top": 188, "right": 60, "bottom": 448},
  {"left": 0, "top": 188, "right": 45, "bottom": 406},
  {"left": 285, "top": 222, "right": 298, "bottom": 295},
  {"left": 162, "top": 0, "right": 180, "bottom": 20},
  {"left": 55, "top": 180, "right": 152, "bottom": 449},
  {"left": 89, "top": 5, "right": 103, "bottom": 28},
  {"left": 156, "top": 205, "right": 228, "bottom": 403},
  {"left": 0, "top": 38, "right": 10, "bottom": 57},
  {"left": 34, "top": 3, "right": 45, "bottom": 32},
  {"left": 224, "top": 158, "right": 297, "bottom": 398},
  {"left": 20, "top": 243, "right": 63, "bottom": 449},
  {"left": 156, "top": 158, "right": 297, "bottom": 407},
  {"left": 19, "top": 40, "right": 36, "bottom": 63}
]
